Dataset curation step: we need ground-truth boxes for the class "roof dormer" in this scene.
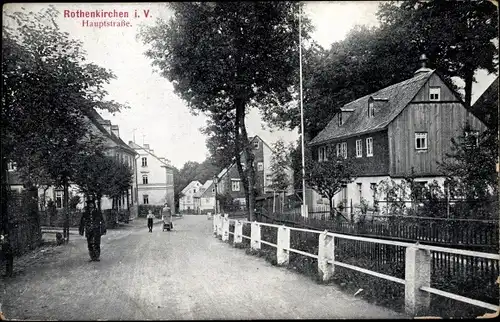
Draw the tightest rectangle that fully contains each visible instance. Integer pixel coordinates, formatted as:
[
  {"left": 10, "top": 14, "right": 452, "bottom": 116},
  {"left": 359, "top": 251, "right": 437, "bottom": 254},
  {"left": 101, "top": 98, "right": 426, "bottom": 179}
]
[
  {"left": 339, "top": 108, "right": 354, "bottom": 126},
  {"left": 367, "top": 98, "right": 375, "bottom": 118}
]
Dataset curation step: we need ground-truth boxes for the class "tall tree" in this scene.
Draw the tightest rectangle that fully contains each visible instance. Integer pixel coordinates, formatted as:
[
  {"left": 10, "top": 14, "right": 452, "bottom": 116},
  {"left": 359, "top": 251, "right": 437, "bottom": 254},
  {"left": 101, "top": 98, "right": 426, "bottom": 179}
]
[
  {"left": 2, "top": 6, "right": 128, "bottom": 245},
  {"left": 202, "top": 111, "right": 238, "bottom": 169},
  {"left": 269, "top": 139, "right": 291, "bottom": 192},
  {"left": 377, "top": 0, "right": 498, "bottom": 108},
  {"left": 139, "top": 2, "right": 313, "bottom": 221}
]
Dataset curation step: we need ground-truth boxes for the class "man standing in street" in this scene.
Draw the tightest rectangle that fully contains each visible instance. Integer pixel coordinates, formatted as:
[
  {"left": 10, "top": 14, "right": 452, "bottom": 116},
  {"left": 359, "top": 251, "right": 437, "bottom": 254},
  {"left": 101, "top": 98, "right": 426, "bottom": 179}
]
[
  {"left": 147, "top": 210, "right": 154, "bottom": 232},
  {"left": 79, "top": 199, "right": 106, "bottom": 261}
]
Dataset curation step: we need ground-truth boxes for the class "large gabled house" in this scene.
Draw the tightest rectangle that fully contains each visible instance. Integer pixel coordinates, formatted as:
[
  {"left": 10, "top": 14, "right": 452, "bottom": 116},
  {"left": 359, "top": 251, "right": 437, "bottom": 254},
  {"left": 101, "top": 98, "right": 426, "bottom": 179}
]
[
  {"left": 128, "top": 141, "right": 175, "bottom": 209},
  {"left": 179, "top": 180, "right": 202, "bottom": 213},
  {"left": 215, "top": 135, "right": 294, "bottom": 209},
  {"left": 308, "top": 59, "right": 487, "bottom": 211},
  {"left": 86, "top": 108, "right": 138, "bottom": 215}
]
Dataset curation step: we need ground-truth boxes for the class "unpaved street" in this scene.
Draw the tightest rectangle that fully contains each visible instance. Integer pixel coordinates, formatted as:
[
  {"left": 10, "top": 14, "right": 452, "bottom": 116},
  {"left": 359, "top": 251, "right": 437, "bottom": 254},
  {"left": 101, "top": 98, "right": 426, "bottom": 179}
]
[{"left": 1, "top": 215, "right": 406, "bottom": 320}]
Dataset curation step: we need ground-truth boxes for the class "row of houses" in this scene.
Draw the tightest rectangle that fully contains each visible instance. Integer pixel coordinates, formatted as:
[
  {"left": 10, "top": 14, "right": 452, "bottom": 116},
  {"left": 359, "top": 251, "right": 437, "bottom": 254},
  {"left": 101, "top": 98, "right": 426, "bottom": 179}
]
[
  {"left": 179, "top": 135, "right": 295, "bottom": 214},
  {"left": 180, "top": 56, "right": 496, "bottom": 216},
  {"left": 7, "top": 107, "right": 175, "bottom": 219}
]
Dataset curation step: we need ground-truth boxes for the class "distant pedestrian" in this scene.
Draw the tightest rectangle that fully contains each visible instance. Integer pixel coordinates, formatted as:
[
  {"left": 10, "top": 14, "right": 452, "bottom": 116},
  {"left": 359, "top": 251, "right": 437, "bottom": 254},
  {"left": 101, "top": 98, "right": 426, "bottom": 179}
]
[
  {"left": 162, "top": 203, "right": 172, "bottom": 230},
  {"left": 1, "top": 233, "right": 13, "bottom": 277},
  {"left": 147, "top": 210, "right": 154, "bottom": 232},
  {"left": 79, "top": 199, "right": 106, "bottom": 262}
]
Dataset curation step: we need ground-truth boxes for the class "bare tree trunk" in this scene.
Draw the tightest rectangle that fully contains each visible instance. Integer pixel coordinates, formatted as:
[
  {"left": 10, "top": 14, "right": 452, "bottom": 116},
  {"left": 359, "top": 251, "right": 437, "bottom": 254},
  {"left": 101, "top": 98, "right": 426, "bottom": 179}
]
[
  {"left": 63, "top": 179, "right": 70, "bottom": 244},
  {"left": 329, "top": 196, "right": 335, "bottom": 221},
  {"left": 464, "top": 69, "right": 474, "bottom": 110},
  {"left": 1, "top": 155, "right": 14, "bottom": 276},
  {"left": 234, "top": 99, "right": 253, "bottom": 221}
]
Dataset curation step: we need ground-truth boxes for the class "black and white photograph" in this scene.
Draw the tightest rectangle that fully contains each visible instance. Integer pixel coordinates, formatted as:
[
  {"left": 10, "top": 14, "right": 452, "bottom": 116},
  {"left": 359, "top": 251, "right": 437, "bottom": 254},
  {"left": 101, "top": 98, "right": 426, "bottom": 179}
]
[{"left": 1, "top": 1, "right": 499, "bottom": 319}]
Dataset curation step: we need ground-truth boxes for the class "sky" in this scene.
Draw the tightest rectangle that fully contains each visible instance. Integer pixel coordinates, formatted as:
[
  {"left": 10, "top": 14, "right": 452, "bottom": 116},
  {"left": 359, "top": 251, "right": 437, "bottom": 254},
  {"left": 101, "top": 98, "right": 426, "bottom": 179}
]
[{"left": 3, "top": 2, "right": 498, "bottom": 169}]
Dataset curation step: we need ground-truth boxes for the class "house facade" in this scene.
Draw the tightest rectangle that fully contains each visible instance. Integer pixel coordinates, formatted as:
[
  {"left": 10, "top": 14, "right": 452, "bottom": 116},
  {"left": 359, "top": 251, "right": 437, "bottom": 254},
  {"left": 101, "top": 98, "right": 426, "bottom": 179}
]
[
  {"left": 215, "top": 135, "right": 294, "bottom": 208},
  {"left": 86, "top": 109, "right": 138, "bottom": 216},
  {"left": 309, "top": 60, "right": 487, "bottom": 211},
  {"left": 199, "top": 180, "right": 216, "bottom": 213},
  {"left": 129, "top": 141, "right": 175, "bottom": 208},
  {"left": 7, "top": 108, "right": 139, "bottom": 219},
  {"left": 179, "top": 180, "right": 202, "bottom": 213}
]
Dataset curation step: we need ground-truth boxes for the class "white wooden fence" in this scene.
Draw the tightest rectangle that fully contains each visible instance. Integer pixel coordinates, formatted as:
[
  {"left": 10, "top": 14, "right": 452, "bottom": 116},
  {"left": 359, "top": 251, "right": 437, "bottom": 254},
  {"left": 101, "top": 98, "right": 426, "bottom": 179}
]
[{"left": 212, "top": 214, "right": 500, "bottom": 316}]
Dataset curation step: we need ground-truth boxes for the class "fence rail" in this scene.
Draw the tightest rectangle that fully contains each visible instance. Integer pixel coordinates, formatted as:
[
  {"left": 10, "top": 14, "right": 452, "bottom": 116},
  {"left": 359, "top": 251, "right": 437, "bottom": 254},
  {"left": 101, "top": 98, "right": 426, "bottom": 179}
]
[
  {"left": 259, "top": 211, "right": 499, "bottom": 252},
  {"left": 212, "top": 214, "right": 500, "bottom": 317}
]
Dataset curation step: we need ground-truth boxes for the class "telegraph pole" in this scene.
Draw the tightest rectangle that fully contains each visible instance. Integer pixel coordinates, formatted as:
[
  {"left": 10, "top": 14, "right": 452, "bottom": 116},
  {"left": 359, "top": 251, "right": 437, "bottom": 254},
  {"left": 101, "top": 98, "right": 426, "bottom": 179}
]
[{"left": 299, "top": 3, "right": 308, "bottom": 218}]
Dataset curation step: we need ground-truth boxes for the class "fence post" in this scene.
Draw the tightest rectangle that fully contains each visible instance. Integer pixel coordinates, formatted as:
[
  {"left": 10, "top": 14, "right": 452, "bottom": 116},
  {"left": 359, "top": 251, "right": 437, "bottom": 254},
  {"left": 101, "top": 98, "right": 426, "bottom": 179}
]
[
  {"left": 234, "top": 220, "right": 243, "bottom": 244},
  {"left": 222, "top": 214, "right": 229, "bottom": 242},
  {"left": 318, "top": 230, "right": 335, "bottom": 281},
  {"left": 213, "top": 213, "right": 218, "bottom": 235},
  {"left": 277, "top": 225, "right": 290, "bottom": 265},
  {"left": 217, "top": 214, "right": 223, "bottom": 237},
  {"left": 405, "top": 245, "right": 431, "bottom": 316},
  {"left": 250, "top": 221, "right": 261, "bottom": 250}
]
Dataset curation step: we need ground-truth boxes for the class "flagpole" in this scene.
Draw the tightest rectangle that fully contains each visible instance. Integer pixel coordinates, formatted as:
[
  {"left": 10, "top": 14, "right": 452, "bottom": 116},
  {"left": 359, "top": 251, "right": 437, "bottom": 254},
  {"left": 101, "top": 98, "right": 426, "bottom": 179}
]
[{"left": 299, "top": 3, "right": 308, "bottom": 218}]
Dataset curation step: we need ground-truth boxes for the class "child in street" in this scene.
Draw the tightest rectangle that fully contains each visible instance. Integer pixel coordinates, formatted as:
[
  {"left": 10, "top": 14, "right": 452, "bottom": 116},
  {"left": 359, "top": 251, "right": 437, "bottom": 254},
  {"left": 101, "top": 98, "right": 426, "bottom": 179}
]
[{"left": 147, "top": 210, "right": 154, "bottom": 232}]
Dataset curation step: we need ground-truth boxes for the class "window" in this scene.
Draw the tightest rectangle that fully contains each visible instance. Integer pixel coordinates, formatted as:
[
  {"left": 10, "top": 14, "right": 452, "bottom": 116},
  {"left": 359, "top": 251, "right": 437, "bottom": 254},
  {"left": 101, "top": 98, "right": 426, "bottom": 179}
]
[
  {"left": 340, "top": 185, "right": 348, "bottom": 204},
  {"left": 429, "top": 87, "right": 441, "bottom": 101},
  {"left": 212, "top": 188, "right": 215, "bottom": 192},
  {"left": 193, "top": 189, "right": 196, "bottom": 193},
  {"left": 415, "top": 132, "right": 428, "bottom": 150},
  {"left": 141, "top": 157, "right": 147, "bottom": 167},
  {"left": 7, "top": 162, "right": 16, "bottom": 171},
  {"left": 341, "top": 142, "right": 347, "bottom": 158},
  {"left": 336, "top": 143, "right": 341, "bottom": 157},
  {"left": 370, "top": 183, "right": 377, "bottom": 202},
  {"left": 356, "top": 139, "right": 363, "bottom": 158},
  {"left": 465, "top": 130, "right": 479, "bottom": 147},
  {"left": 357, "top": 183, "right": 362, "bottom": 202},
  {"left": 338, "top": 113, "right": 343, "bottom": 126},
  {"left": 142, "top": 175, "right": 148, "bottom": 184},
  {"left": 366, "top": 137, "right": 373, "bottom": 157},
  {"left": 257, "top": 162, "right": 264, "bottom": 171},
  {"left": 143, "top": 195, "right": 149, "bottom": 205},
  {"left": 55, "top": 191, "right": 63, "bottom": 209},
  {"left": 414, "top": 181, "right": 427, "bottom": 201},
  {"left": 318, "top": 146, "right": 326, "bottom": 162},
  {"left": 253, "top": 140, "right": 259, "bottom": 149},
  {"left": 231, "top": 180, "right": 240, "bottom": 192},
  {"left": 368, "top": 101, "right": 375, "bottom": 117}
]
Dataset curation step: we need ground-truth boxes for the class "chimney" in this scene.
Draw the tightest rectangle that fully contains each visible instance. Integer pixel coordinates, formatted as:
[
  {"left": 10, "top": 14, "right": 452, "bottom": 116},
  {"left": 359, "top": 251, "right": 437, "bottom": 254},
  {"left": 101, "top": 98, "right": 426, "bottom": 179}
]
[
  {"left": 111, "top": 125, "right": 119, "bottom": 138},
  {"left": 144, "top": 143, "right": 150, "bottom": 150},
  {"left": 414, "top": 54, "right": 432, "bottom": 77}
]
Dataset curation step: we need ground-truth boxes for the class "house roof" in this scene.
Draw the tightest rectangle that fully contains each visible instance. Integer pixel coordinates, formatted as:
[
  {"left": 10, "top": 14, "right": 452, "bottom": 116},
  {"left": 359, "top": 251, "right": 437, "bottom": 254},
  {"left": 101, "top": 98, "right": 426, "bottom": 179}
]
[
  {"left": 85, "top": 108, "right": 137, "bottom": 155},
  {"left": 128, "top": 141, "right": 174, "bottom": 169},
  {"left": 181, "top": 180, "right": 202, "bottom": 194},
  {"left": 194, "top": 180, "right": 214, "bottom": 198},
  {"left": 471, "top": 77, "right": 498, "bottom": 129},
  {"left": 215, "top": 135, "right": 292, "bottom": 182},
  {"left": 309, "top": 70, "right": 435, "bottom": 145}
]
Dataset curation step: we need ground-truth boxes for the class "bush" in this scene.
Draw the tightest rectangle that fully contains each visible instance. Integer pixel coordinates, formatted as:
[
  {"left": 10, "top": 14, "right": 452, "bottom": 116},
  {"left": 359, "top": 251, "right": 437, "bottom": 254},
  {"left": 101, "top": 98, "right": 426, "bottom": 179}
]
[{"left": 138, "top": 205, "right": 163, "bottom": 218}]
